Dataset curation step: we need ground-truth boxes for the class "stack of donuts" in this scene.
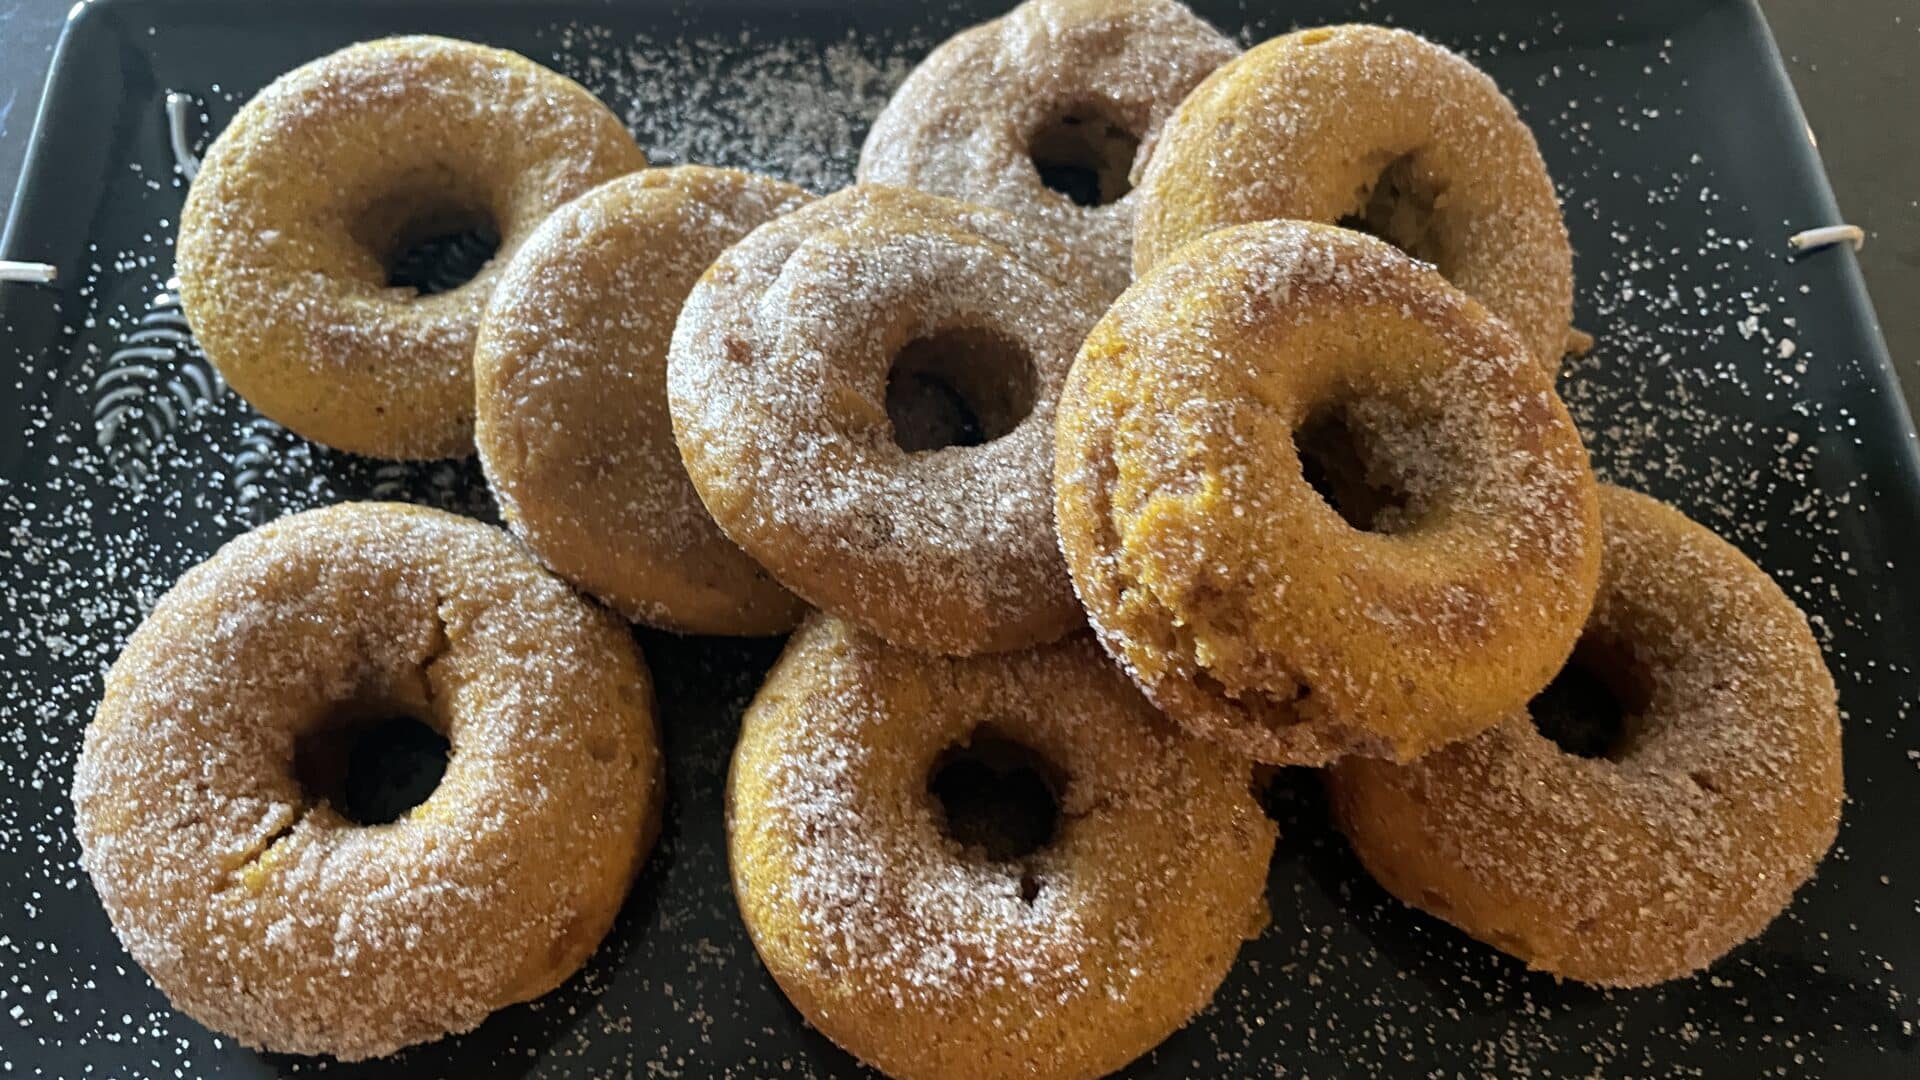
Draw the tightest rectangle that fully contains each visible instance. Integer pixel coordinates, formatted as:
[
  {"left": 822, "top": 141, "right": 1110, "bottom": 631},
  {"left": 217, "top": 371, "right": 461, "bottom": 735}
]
[{"left": 69, "top": 2, "right": 1844, "bottom": 1075}]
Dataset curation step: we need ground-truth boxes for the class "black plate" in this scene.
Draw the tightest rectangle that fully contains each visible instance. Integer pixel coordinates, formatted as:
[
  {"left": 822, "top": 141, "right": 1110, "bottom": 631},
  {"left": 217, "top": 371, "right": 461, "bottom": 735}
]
[{"left": 2, "top": 0, "right": 1917, "bottom": 1075}]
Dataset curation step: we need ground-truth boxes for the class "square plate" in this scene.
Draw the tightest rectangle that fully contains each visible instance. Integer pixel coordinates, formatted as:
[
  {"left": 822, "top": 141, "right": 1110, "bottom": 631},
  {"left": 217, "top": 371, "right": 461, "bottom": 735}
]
[{"left": 3, "top": 0, "right": 1917, "bottom": 1075}]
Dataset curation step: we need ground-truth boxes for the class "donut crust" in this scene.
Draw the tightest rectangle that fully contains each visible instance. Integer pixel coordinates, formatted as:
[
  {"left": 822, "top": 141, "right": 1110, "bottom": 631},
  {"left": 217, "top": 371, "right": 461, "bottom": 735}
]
[
  {"left": 72, "top": 503, "right": 662, "bottom": 1059},
  {"left": 178, "top": 36, "right": 647, "bottom": 459},
  {"left": 669, "top": 184, "right": 1103, "bottom": 656},
  {"left": 475, "top": 166, "right": 810, "bottom": 635},
  {"left": 728, "top": 615, "right": 1275, "bottom": 1080},
  {"left": 1054, "top": 221, "right": 1600, "bottom": 765},
  {"left": 859, "top": 0, "right": 1237, "bottom": 299},
  {"left": 1328, "top": 486, "right": 1843, "bottom": 986},
  {"left": 1133, "top": 25, "right": 1575, "bottom": 372}
]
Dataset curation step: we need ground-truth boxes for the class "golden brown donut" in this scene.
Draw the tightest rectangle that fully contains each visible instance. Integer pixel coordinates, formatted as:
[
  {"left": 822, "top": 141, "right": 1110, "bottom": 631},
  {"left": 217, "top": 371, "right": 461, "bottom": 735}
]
[
  {"left": 728, "top": 615, "right": 1275, "bottom": 1080},
  {"left": 1054, "top": 220, "right": 1600, "bottom": 766},
  {"left": 71, "top": 503, "right": 661, "bottom": 1059},
  {"left": 475, "top": 166, "right": 810, "bottom": 635},
  {"left": 1328, "top": 485, "right": 1844, "bottom": 987},
  {"left": 858, "top": 0, "right": 1237, "bottom": 300},
  {"left": 1133, "top": 24, "right": 1576, "bottom": 372},
  {"left": 178, "top": 36, "right": 647, "bottom": 460},
  {"left": 669, "top": 184, "right": 1103, "bottom": 656}
]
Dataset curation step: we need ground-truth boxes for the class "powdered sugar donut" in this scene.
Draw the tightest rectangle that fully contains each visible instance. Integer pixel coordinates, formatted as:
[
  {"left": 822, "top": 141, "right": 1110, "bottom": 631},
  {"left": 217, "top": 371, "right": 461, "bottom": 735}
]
[
  {"left": 1328, "top": 485, "right": 1844, "bottom": 986},
  {"left": 858, "top": 0, "right": 1238, "bottom": 299},
  {"left": 728, "top": 615, "right": 1275, "bottom": 1080},
  {"left": 72, "top": 503, "right": 661, "bottom": 1059},
  {"left": 178, "top": 36, "right": 647, "bottom": 460},
  {"left": 668, "top": 184, "right": 1103, "bottom": 656},
  {"left": 475, "top": 166, "right": 810, "bottom": 635},
  {"left": 1054, "top": 221, "right": 1600, "bottom": 765},
  {"left": 1133, "top": 24, "right": 1576, "bottom": 373}
]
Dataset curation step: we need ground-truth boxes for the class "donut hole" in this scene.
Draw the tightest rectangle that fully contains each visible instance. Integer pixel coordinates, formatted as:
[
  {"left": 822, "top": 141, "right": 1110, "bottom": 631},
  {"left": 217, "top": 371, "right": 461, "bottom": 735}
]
[
  {"left": 1527, "top": 637, "right": 1654, "bottom": 761},
  {"left": 293, "top": 710, "right": 450, "bottom": 826},
  {"left": 357, "top": 191, "right": 502, "bottom": 297},
  {"left": 1028, "top": 101, "right": 1141, "bottom": 208},
  {"left": 886, "top": 327, "right": 1037, "bottom": 452},
  {"left": 385, "top": 212, "right": 501, "bottom": 296},
  {"left": 1337, "top": 153, "right": 1447, "bottom": 270},
  {"left": 928, "top": 729, "right": 1063, "bottom": 868},
  {"left": 1293, "top": 402, "right": 1416, "bottom": 533}
]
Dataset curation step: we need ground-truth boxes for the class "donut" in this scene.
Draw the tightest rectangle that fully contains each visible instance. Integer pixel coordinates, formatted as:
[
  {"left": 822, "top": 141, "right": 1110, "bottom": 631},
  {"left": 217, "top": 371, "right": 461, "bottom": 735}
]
[
  {"left": 71, "top": 503, "right": 661, "bottom": 1059},
  {"left": 668, "top": 184, "right": 1102, "bottom": 656},
  {"left": 475, "top": 166, "right": 811, "bottom": 635},
  {"left": 858, "top": 0, "right": 1238, "bottom": 299},
  {"left": 1327, "top": 485, "right": 1844, "bottom": 987},
  {"left": 178, "top": 36, "right": 647, "bottom": 460},
  {"left": 1132, "top": 24, "right": 1576, "bottom": 373},
  {"left": 728, "top": 615, "right": 1275, "bottom": 1080},
  {"left": 1054, "top": 220, "right": 1601, "bottom": 766}
]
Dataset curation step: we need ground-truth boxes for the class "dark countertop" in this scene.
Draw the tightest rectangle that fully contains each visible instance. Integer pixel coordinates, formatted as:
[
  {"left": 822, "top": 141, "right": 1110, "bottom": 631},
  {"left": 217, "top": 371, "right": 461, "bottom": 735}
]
[{"left": 3, "top": 0, "right": 1914, "bottom": 415}]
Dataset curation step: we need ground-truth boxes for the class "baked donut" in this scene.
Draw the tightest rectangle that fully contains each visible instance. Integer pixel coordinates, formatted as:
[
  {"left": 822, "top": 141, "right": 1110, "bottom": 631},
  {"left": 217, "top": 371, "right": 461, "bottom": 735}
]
[
  {"left": 178, "top": 36, "right": 647, "bottom": 460},
  {"left": 669, "top": 184, "right": 1102, "bottom": 656},
  {"left": 858, "top": 0, "right": 1237, "bottom": 299},
  {"left": 71, "top": 503, "right": 661, "bottom": 1059},
  {"left": 1327, "top": 485, "right": 1844, "bottom": 987},
  {"left": 475, "top": 166, "right": 810, "bottom": 635},
  {"left": 729, "top": 615, "right": 1274, "bottom": 1080},
  {"left": 1132, "top": 24, "right": 1575, "bottom": 373},
  {"left": 1054, "top": 220, "right": 1600, "bottom": 766}
]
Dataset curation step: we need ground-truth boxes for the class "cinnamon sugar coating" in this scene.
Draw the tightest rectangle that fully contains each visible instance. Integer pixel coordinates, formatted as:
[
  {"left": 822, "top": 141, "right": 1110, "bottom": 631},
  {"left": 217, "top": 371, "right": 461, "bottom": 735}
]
[
  {"left": 1054, "top": 221, "right": 1600, "bottom": 765},
  {"left": 859, "top": 0, "right": 1237, "bottom": 299},
  {"left": 72, "top": 504, "right": 662, "bottom": 1059},
  {"left": 728, "top": 616, "right": 1274, "bottom": 1080},
  {"left": 1134, "top": 24, "right": 1576, "bottom": 373},
  {"left": 476, "top": 166, "right": 810, "bottom": 634},
  {"left": 178, "top": 36, "right": 647, "bottom": 459},
  {"left": 1328, "top": 485, "right": 1844, "bottom": 987},
  {"left": 669, "top": 184, "right": 1102, "bottom": 656}
]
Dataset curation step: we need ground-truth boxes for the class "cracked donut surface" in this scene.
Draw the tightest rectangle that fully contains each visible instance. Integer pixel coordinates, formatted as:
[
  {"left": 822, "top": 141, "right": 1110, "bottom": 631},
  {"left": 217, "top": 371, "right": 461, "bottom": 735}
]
[
  {"left": 71, "top": 502, "right": 661, "bottom": 1060},
  {"left": 1053, "top": 221, "right": 1600, "bottom": 765}
]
